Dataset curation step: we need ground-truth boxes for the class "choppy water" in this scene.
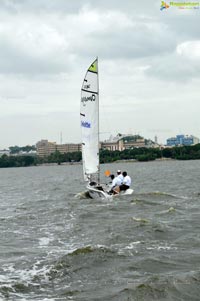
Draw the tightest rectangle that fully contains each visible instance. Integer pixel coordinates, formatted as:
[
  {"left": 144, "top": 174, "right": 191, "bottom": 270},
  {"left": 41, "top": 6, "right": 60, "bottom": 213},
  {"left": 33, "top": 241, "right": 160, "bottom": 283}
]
[{"left": 0, "top": 160, "right": 200, "bottom": 301}]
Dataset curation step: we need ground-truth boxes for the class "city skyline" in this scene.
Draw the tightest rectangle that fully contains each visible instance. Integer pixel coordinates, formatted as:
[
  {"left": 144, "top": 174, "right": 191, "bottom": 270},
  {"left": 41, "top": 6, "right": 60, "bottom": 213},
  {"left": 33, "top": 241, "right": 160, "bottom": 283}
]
[
  {"left": 1, "top": 132, "right": 200, "bottom": 151},
  {"left": 0, "top": 0, "right": 200, "bottom": 149}
]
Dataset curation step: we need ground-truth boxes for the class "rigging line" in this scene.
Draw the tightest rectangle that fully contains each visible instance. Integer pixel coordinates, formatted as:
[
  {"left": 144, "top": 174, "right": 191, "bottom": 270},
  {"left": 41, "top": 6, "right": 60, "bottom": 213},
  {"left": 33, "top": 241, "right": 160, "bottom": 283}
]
[{"left": 100, "top": 96, "right": 112, "bottom": 141}]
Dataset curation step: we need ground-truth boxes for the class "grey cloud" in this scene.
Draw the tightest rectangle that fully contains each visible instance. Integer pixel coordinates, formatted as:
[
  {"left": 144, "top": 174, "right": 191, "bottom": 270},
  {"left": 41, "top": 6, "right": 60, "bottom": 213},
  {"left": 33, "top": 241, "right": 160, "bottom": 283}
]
[
  {"left": 0, "top": 46, "right": 66, "bottom": 75},
  {"left": 0, "top": 11, "right": 176, "bottom": 76},
  {"left": 146, "top": 53, "right": 200, "bottom": 81},
  {"left": 0, "top": 34, "right": 73, "bottom": 75},
  {"left": 0, "top": 0, "right": 156, "bottom": 15},
  {"left": 0, "top": 0, "right": 83, "bottom": 14},
  {"left": 95, "top": 25, "right": 175, "bottom": 59},
  {"left": 0, "top": 0, "right": 197, "bottom": 77},
  {"left": 161, "top": 13, "right": 200, "bottom": 41},
  {"left": 70, "top": 18, "right": 176, "bottom": 61}
]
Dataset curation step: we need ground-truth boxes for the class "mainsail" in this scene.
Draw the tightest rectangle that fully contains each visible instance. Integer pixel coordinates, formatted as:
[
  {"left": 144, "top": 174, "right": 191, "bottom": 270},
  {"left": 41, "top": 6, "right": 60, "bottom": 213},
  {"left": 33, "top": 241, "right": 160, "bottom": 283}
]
[{"left": 80, "top": 59, "right": 99, "bottom": 182}]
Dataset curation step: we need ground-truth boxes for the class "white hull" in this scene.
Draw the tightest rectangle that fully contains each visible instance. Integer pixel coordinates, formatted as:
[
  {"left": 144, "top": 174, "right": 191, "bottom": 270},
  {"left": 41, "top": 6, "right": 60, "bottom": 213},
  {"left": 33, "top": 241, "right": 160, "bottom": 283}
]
[
  {"left": 120, "top": 188, "right": 134, "bottom": 195},
  {"left": 87, "top": 183, "right": 111, "bottom": 199},
  {"left": 87, "top": 183, "right": 134, "bottom": 199}
]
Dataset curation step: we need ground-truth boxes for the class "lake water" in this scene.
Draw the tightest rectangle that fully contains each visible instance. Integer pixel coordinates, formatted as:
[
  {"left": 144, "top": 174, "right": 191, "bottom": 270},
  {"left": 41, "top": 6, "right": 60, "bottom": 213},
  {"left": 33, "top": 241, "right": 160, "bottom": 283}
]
[{"left": 0, "top": 160, "right": 200, "bottom": 300}]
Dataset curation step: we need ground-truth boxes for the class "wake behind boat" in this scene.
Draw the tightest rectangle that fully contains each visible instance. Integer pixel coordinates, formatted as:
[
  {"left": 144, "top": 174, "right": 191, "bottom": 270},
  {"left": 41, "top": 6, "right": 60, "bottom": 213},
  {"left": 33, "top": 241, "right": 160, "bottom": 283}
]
[{"left": 80, "top": 58, "right": 133, "bottom": 199}]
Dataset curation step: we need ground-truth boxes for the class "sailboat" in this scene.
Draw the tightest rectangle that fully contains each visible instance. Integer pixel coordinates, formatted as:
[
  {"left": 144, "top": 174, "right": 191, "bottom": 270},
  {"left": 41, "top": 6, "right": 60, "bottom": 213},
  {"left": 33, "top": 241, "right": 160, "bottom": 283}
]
[{"left": 80, "top": 58, "right": 133, "bottom": 199}]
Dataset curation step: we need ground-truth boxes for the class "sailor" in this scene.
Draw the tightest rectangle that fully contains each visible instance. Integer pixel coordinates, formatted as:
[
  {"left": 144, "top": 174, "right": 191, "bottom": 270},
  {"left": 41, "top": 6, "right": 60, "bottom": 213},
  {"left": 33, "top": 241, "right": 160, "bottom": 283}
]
[
  {"left": 109, "top": 174, "right": 121, "bottom": 194},
  {"left": 116, "top": 170, "right": 123, "bottom": 185},
  {"left": 119, "top": 171, "right": 131, "bottom": 191}
]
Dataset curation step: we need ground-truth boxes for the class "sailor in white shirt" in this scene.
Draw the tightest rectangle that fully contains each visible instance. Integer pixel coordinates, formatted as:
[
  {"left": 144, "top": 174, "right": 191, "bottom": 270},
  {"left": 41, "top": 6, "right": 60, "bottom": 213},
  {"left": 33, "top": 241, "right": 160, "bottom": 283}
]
[
  {"left": 120, "top": 171, "right": 131, "bottom": 191},
  {"left": 109, "top": 174, "right": 121, "bottom": 194},
  {"left": 116, "top": 170, "right": 123, "bottom": 185}
]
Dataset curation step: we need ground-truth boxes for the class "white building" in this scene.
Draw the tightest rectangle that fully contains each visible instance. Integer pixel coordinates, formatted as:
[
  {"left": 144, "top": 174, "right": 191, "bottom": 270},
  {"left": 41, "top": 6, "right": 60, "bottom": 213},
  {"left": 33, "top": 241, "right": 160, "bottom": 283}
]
[{"left": 0, "top": 149, "right": 10, "bottom": 157}]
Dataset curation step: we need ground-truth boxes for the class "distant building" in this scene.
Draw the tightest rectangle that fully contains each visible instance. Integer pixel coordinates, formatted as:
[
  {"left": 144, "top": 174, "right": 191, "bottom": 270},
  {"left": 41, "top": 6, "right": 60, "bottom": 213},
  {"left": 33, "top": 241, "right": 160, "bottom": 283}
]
[
  {"left": 36, "top": 140, "right": 82, "bottom": 157},
  {"left": 101, "top": 134, "right": 124, "bottom": 151},
  {"left": 36, "top": 134, "right": 159, "bottom": 157},
  {"left": 101, "top": 134, "right": 157, "bottom": 151},
  {"left": 101, "top": 139, "right": 123, "bottom": 151},
  {"left": 166, "top": 134, "right": 199, "bottom": 146},
  {"left": 123, "top": 136, "right": 146, "bottom": 149},
  {"left": 0, "top": 149, "right": 10, "bottom": 157}
]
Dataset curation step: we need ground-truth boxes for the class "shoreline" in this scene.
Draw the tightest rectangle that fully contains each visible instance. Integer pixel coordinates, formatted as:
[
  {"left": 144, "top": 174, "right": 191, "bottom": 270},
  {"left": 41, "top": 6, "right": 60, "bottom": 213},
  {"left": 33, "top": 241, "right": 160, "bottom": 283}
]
[{"left": 37, "top": 157, "right": 175, "bottom": 167}]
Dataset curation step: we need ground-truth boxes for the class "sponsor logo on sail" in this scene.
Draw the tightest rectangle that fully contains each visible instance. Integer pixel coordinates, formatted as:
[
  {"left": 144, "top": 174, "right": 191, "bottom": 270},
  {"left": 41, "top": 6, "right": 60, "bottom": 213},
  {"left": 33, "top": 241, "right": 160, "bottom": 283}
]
[
  {"left": 81, "top": 94, "right": 96, "bottom": 106},
  {"left": 81, "top": 121, "right": 91, "bottom": 128}
]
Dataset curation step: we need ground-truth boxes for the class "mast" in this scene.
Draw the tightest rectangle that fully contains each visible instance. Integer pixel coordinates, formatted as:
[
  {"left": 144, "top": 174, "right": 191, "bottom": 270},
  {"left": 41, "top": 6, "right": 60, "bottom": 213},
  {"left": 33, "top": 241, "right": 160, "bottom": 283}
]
[{"left": 97, "top": 57, "right": 100, "bottom": 184}]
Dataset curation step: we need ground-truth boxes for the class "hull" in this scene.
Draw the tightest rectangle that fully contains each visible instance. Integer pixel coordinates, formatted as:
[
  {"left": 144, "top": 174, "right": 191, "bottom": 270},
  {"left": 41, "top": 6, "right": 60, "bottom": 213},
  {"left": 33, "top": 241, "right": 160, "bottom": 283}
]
[
  {"left": 87, "top": 184, "right": 134, "bottom": 199},
  {"left": 87, "top": 184, "right": 111, "bottom": 199},
  {"left": 120, "top": 188, "right": 134, "bottom": 195}
]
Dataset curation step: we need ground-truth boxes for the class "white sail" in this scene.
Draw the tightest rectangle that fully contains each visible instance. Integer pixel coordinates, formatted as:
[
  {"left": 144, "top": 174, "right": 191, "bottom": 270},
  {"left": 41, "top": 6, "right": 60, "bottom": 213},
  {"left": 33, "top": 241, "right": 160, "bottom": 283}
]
[{"left": 80, "top": 59, "right": 99, "bottom": 182}]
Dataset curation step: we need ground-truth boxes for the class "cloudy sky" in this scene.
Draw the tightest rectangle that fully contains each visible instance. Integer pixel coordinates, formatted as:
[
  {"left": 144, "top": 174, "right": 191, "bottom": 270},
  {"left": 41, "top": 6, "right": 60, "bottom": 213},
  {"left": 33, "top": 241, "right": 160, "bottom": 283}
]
[{"left": 0, "top": 0, "right": 200, "bottom": 148}]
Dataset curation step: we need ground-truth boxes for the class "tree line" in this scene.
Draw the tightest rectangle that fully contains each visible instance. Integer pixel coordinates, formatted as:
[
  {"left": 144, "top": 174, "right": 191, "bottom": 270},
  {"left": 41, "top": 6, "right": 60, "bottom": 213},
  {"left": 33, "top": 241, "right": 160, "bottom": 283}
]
[
  {"left": 1, "top": 144, "right": 200, "bottom": 168},
  {"left": 9, "top": 145, "right": 36, "bottom": 154},
  {"left": 100, "top": 144, "right": 200, "bottom": 162}
]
